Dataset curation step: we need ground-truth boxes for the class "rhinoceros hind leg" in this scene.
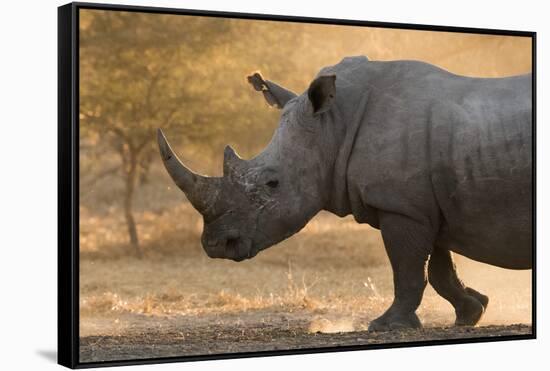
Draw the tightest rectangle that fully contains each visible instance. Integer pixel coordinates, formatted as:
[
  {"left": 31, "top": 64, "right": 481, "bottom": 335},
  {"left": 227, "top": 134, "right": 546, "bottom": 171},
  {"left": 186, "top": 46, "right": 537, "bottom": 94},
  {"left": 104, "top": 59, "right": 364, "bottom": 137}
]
[
  {"left": 368, "top": 213, "right": 433, "bottom": 332},
  {"left": 428, "top": 246, "right": 488, "bottom": 326}
]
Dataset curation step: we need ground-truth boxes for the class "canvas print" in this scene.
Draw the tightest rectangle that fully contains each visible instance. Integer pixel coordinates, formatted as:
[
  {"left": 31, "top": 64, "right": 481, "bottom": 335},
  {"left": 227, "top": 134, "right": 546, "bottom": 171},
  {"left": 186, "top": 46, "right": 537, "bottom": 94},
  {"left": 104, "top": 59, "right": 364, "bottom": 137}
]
[{"left": 77, "top": 8, "right": 533, "bottom": 363}]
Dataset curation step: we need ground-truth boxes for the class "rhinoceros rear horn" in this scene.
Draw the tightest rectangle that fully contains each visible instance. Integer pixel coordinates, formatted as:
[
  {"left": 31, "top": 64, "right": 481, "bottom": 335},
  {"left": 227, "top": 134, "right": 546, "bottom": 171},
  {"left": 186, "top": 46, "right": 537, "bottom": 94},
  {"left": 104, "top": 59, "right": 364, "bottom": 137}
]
[
  {"left": 223, "top": 145, "right": 245, "bottom": 177},
  {"left": 157, "top": 128, "right": 219, "bottom": 212}
]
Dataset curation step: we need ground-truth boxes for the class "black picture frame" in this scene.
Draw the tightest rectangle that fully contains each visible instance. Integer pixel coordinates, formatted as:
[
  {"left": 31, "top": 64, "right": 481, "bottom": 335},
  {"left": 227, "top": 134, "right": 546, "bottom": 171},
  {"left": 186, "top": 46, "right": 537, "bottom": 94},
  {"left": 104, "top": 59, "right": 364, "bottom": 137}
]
[{"left": 58, "top": 2, "right": 537, "bottom": 368}]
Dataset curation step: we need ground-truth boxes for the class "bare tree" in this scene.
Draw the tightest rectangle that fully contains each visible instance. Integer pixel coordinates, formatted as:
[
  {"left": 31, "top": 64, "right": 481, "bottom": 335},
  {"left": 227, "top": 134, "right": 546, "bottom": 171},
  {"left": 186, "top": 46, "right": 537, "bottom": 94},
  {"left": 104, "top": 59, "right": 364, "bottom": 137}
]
[{"left": 79, "top": 11, "right": 231, "bottom": 256}]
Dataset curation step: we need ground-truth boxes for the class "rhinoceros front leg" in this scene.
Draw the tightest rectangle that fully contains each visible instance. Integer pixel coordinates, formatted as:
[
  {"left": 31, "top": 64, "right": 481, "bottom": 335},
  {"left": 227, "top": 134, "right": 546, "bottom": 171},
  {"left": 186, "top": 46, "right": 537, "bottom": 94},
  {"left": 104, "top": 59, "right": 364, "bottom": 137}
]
[
  {"left": 369, "top": 212, "right": 434, "bottom": 332},
  {"left": 428, "top": 246, "right": 489, "bottom": 326}
]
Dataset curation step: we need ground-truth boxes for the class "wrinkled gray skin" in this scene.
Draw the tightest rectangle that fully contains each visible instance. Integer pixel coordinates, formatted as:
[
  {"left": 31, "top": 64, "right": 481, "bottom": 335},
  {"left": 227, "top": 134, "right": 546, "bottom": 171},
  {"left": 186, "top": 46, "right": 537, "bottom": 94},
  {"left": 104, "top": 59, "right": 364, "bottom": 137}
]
[{"left": 158, "top": 56, "right": 532, "bottom": 331}]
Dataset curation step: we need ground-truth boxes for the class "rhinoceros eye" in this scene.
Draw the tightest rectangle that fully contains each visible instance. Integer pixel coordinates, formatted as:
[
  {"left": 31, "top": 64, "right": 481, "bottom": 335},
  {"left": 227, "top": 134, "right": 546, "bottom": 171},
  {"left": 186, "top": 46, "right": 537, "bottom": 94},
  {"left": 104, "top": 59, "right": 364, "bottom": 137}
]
[{"left": 266, "top": 180, "right": 279, "bottom": 189}]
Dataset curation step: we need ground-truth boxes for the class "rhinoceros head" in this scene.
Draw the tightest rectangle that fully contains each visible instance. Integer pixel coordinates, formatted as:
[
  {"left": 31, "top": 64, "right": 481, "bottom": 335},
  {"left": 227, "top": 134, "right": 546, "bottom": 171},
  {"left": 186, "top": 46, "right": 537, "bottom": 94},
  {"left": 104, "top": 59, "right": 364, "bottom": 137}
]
[{"left": 158, "top": 72, "right": 337, "bottom": 261}]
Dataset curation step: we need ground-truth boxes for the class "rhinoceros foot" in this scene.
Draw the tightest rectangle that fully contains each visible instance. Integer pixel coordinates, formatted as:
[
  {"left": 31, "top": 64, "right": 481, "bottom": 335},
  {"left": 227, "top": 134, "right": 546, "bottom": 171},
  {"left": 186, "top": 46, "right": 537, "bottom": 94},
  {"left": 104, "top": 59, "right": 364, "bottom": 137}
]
[
  {"left": 455, "top": 288, "right": 489, "bottom": 326},
  {"left": 368, "top": 311, "right": 422, "bottom": 332}
]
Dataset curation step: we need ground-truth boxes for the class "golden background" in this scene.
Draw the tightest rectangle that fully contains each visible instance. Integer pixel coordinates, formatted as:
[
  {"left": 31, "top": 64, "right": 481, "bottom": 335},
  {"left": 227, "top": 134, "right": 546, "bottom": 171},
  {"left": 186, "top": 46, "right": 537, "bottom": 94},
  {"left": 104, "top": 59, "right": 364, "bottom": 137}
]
[{"left": 78, "top": 9, "right": 532, "bottom": 361}]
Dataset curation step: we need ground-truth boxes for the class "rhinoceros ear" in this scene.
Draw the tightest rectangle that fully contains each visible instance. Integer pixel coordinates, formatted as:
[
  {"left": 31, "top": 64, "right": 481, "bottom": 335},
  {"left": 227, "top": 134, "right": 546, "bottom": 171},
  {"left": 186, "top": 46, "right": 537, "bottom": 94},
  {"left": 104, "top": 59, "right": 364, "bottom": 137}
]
[
  {"left": 247, "top": 72, "right": 297, "bottom": 109},
  {"left": 307, "top": 75, "right": 336, "bottom": 115}
]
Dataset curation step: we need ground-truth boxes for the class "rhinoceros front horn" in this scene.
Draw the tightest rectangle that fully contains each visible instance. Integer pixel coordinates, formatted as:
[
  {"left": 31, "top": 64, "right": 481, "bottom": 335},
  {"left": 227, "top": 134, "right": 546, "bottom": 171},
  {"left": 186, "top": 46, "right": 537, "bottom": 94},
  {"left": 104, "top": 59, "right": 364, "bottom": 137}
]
[{"left": 157, "top": 128, "right": 219, "bottom": 213}]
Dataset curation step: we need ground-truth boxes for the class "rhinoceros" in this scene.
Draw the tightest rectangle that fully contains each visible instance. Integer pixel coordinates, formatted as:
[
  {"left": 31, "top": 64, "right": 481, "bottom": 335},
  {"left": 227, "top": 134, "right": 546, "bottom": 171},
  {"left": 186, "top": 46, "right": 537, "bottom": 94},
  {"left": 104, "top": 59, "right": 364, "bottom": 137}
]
[{"left": 157, "top": 56, "right": 532, "bottom": 331}]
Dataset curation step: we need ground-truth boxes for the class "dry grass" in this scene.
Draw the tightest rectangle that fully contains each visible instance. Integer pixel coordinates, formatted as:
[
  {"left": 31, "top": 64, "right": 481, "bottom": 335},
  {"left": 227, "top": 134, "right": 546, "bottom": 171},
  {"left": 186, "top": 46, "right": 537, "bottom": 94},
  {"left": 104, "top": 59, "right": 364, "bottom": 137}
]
[{"left": 80, "top": 202, "right": 531, "bottom": 338}]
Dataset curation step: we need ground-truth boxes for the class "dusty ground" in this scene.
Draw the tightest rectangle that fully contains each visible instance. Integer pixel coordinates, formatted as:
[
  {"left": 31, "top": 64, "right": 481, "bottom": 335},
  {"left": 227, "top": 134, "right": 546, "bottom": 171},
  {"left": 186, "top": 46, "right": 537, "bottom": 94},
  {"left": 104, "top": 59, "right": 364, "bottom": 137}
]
[
  {"left": 80, "top": 310, "right": 532, "bottom": 362},
  {"left": 79, "top": 206, "right": 532, "bottom": 363}
]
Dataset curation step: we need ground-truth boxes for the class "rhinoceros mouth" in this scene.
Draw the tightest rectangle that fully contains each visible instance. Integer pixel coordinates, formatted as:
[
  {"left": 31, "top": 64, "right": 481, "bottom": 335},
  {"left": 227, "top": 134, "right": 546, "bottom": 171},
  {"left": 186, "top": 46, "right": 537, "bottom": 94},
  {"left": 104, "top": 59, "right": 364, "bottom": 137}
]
[
  {"left": 202, "top": 232, "right": 256, "bottom": 262},
  {"left": 226, "top": 237, "right": 256, "bottom": 262},
  {"left": 225, "top": 237, "right": 241, "bottom": 259}
]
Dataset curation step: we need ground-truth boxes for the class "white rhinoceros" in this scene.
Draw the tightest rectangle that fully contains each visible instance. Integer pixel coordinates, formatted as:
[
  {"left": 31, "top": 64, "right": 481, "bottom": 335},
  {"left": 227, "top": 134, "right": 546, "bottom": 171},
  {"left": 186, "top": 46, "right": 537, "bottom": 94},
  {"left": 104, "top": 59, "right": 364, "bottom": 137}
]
[{"left": 157, "top": 56, "right": 532, "bottom": 331}]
